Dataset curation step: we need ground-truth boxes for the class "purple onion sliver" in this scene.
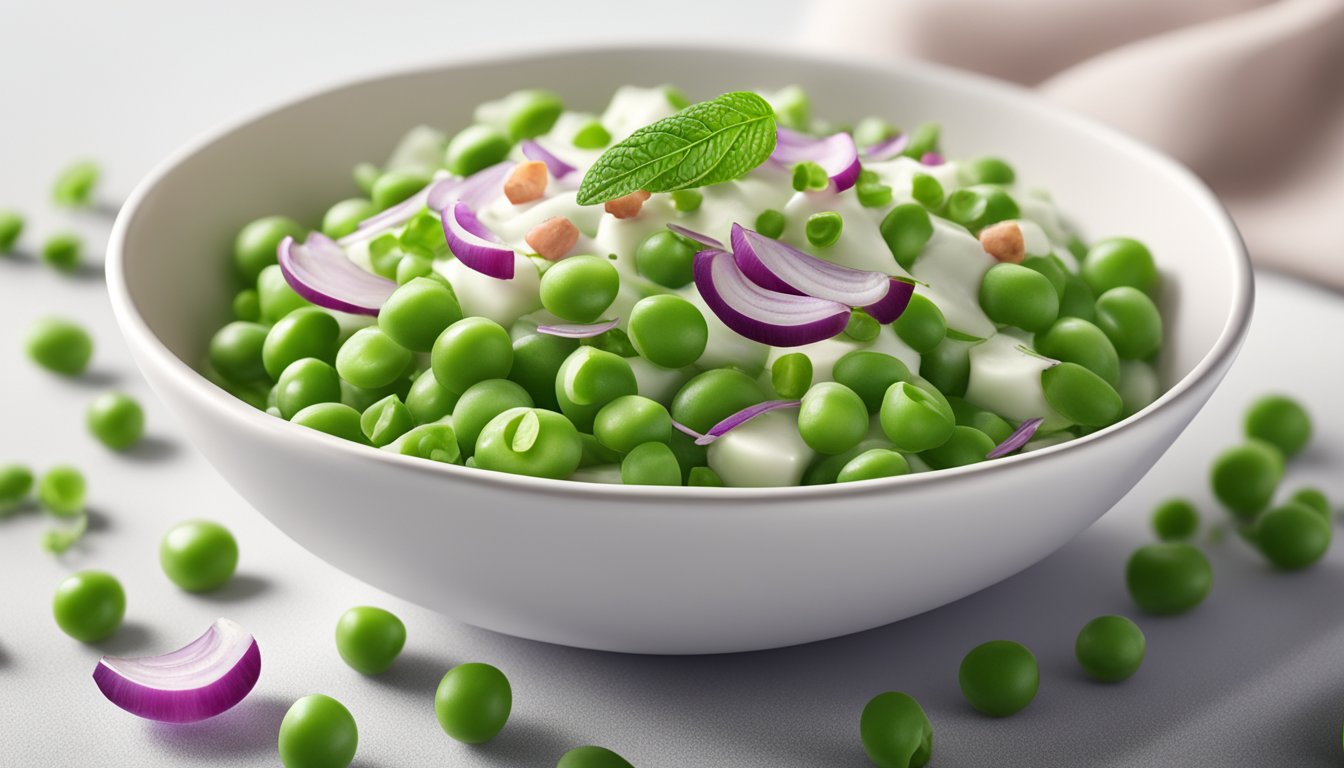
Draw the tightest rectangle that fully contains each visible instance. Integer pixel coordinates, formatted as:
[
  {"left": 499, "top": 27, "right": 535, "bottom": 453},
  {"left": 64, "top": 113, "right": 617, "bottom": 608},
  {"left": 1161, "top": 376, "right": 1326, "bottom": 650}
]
[
  {"left": 862, "top": 132, "right": 910, "bottom": 161},
  {"left": 769, "top": 128, "right": 862, "bottom": 192},
  {"left": 426, "top": 160, "right": 517, "bottom": 212},
  {"left": 920, "top": 152, "right": 945, "bottom": 166},
  {"left": 520, "top": 140, "right": 577, "bottom": 179},
  {"left": 666, "top": 223, "right": 724, "bottom": 250},
  {"left": 441, "top": 201, "right": 515, "bottom": 280},
  {"left": 730, "top": 224, "right": 887, "bottom": 303},
  {"left": 864, "top": 278, "right": 916, "bottom": 324},
  {"left": 695, "top": 400, "right": 802, "bottom": 446},
  {"left": 278, "top": 234, "right": 396, "bottom": 316},
  {"left": 671, "top": 419, "right": 704, "bottom": 440},
  {"left": 536, "top": 318, "right": 620, "bottom": 339},
  {"left": 986, "top": 418, "right": 1045, "bottom": 459},
  {"left": 692, "top": 248, "right": 851, "bottom": 348}
]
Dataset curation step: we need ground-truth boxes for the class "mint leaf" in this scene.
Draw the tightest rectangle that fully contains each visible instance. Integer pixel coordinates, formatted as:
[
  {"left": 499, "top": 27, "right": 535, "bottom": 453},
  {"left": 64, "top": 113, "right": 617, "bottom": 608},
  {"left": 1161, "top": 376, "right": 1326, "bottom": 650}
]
[{"left": 576, "top": 92, "right": 777, "bottom": 206}]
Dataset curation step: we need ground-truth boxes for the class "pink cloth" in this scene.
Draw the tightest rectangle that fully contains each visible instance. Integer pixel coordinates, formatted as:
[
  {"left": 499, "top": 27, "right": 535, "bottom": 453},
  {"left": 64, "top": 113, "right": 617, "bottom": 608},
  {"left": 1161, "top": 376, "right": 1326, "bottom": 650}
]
[{"left": 806, "top": 0, "right": 1344, "bottom": 288}]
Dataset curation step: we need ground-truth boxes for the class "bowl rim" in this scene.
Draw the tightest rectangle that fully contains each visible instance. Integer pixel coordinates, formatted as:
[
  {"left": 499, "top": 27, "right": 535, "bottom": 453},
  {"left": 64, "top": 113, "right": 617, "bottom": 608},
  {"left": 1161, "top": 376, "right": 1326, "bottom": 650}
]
[{"left": 106, "top": 41, "right": 1254, "bottom": 502}]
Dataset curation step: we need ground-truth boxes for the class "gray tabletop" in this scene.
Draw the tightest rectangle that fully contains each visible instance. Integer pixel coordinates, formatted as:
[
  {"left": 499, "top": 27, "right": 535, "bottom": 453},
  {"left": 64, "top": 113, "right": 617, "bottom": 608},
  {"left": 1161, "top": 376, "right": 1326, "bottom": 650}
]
[{"left": 3, "top": 3, "right": 1343, "bottom": 766}]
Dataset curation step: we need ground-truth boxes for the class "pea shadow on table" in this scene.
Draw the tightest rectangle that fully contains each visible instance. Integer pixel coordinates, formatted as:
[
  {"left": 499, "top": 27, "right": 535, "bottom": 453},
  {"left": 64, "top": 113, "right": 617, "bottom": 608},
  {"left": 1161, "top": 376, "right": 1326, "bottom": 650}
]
[
  {"left": 473, "top": 522, "right": 1344, "bottom": 768},
  {"left": 122, "top": 435, "right": 180, "bottom": 463},
  {"left": 367, "top": 648, "right": 452, "bottom": 698},
  {"left": 192, "top": 573, "right": 272, "bottom": 604},
  {"left": 146, "top": 693, "right": 289, "bottom": 760}
]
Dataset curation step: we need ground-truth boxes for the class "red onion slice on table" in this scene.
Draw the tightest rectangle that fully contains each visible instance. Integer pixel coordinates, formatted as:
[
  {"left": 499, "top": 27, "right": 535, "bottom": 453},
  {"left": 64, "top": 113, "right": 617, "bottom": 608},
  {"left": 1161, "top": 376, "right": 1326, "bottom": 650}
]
[
  {"left": 694, "top": 400, "right": 802, "bottom": 446},
  {"left": 986, "top": 418, "right": 1045, "bottom": 459},
  {"left": 92, "top": 618, "right": 261, "bottom": 723},
  {"left": 441, "top": 201, "right": 515, "bottom": 280},
  {"left": 279, "top": 233, "right": 397, "bottom": 316},
  {"left": 771, "top": 127, "right": 862, "bottom": 192},
  {"left": 693, "top": 248, "right": 851, "bottom": 347}
]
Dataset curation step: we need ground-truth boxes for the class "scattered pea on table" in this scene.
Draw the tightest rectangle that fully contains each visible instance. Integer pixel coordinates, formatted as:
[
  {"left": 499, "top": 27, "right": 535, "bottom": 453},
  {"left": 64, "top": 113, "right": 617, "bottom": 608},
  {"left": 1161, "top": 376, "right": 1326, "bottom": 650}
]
[
  {"left": 1126, "top": 542, "right": 1212, "bottom": 615},
  {"left": 1151, "top": 499, "right": 1199, "bottom": 541},
  {"left": 1254, "top": 502, "right": 1331, "bottom": 570},
  {"left": 278, "top": 694, "right": 358, "bottom": 768},
  {"left": 52, "top": 160, "right": 101, "bottom": 207},
  {"left": 1243, "top": 394, "right": 1312, "bottom": 458},
  {"left": 52, "top": 570, "right": 125, "bottom": 643},
  {"left": 86, "top": 392, "right": 145, "bottom": 451},
  {"left": 26, "top": 317, "right": 93, "bottom": 376},
  {"left": 556, "top": 745, "right": 637, "bottom": 768},
  {"left": 335, "top": 606, "right": 406, "bottom": 676},
  {"left": 1210, "top": 440, "right": 1284, "bottom": 520},
  {"left": 37, "top": 465, "right": 86, "bottom": 518},
  {"left": 435, "top": 662, "right": 512, "bottom": 744},
  {"left": 1075, "top": 615, "right": 1146, "bottom": 682},
  {"left": 958, "top": 640, "right": 1039, "bottom": 717},
  {"left": 159, "top": 520, "right": 239, "bottom": 592},
  {"left": 859, "top": 691, "right": 934, "bottom": 768}
]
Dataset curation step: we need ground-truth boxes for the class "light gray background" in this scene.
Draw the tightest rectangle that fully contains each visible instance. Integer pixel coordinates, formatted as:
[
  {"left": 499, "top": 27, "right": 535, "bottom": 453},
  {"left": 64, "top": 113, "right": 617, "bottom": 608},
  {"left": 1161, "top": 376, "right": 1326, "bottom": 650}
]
[{"left": 2, "top": 2, "right": 1342, "bottom": 766}]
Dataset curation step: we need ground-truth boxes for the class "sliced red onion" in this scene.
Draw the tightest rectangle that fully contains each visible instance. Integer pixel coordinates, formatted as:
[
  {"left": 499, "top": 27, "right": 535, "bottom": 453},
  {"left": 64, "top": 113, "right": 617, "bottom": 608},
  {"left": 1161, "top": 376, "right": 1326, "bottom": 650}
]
[
  {"left": 92, "top": 618, "right": 261, "bottom": 723},
  {"left": 986, "top": 417, "right": 1045, "bottom": 459},
  {"left": 338, "top": 172, "right": 444, "bottom": 247},
  {"left": 862, "top": 133, "right": 910, "bottom": 162},
  {"left": 693, "top": 248, "right": 851, "bottom": 347},
  {"left": 671, "top": 419, "right": 704, "bottom": 440},
  {"left": 772, "top": 127, "right": 861, "bottom": 192},
  {"left": 537, "top": 318, "right": 620, "bottom": 338},
  {"left": 279, "top": 233, "right": 397, "bottom": 316},
  {"left": 426, "top": 160, "right": 516, "bottom": 213},
  {"left": 521, "top": 140, "right": 576, "bottom": 179},
  {"left": 920, "top": 152, "right": 945, "bottom": 166},
  {"left": 666, "top": 223, "right": 724, "bottom": 250},
  {"left": 863, "top": 278, "right": 916, "bottom": 324},
  {"left": 695, "top": 400, "right": 801, "bottom": 446},
  {"left": 730, "top": 224, "right": 888, "bottom": 304},
  {"left": 441, "top": 201, "right": 515, "bottom": 279}
]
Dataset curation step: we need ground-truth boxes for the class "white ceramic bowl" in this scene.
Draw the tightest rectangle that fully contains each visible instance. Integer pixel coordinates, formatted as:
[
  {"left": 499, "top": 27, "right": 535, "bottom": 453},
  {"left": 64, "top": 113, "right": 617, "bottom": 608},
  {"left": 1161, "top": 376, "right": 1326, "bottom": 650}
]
[{"left": 108, "top": 45, "right": 1252, "bottom": 654}]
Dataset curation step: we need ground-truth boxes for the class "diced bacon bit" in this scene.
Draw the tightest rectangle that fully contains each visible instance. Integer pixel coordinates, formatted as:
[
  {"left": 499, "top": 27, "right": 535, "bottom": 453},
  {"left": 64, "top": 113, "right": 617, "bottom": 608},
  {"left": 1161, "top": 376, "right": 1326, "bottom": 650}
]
[
  {"left": 525, "top": 216, "right": 581, "bottom": 261},
  {"left": 604, "top": 190, "right": 651, "bottom": 219},
  {"left": 979, "top": 221, "right": 1025, "bottom": 264},
  {"left": 504, "top": 161, "right": 549, "bottom": 204}
]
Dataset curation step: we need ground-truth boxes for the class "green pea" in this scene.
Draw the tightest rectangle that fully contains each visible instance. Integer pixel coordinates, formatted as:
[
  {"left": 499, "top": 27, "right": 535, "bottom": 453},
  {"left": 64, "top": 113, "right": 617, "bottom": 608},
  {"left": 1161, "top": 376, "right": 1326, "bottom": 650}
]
[
  {"left": 555, "top": 347, "right": 638, "bottom": 432},
  {"left": 335, "top": 327, "right": 412, "bottom": 390},
  {"left": 880, "top": 381, "right": 955, "bottom": 453},
  {"left": 453, "top": 379, "right": 534, "bottom": 456},
  {"left": 370, "top": 170, "right": 430, "bottom": 211},
  {"left": 920, "top": 337, "right": 973, "bottom": 398},
  {"left": 1210, "top": 440, "right": 1284, "bottom": 520},
  {"left": 401, "top": 372, "right": 455, "bottom": 425},
  {"left": 1066, "top": 236, "right": 1088, "bottom": 263},
  {"left": 258, "top": 263, "right": 311, "bottom": 322},
  {"left": 38, "top": 465, "right": 86, "bottom": 518},
  {"left": 1125, "top": 542, "right": 1212, "bottom": 614},
  {"left": 910, "top": 173, "right": 943, "bottom": 209},
  {"left": 670, "top": 368, "right": 767, "bottom": 434},
  {"left": 86, "top": 392, "right": 145, "bottom": 451},
  {"left": 979, "top": 263, "right": 1059, "bottom": 332},
  {"left": 233, "top": 289, "right": 261, "bottom": 321},
  {"left": 687, "top": 466, "right": 724, "bottom": 486},
  {"left": 445, "top": 125, "right": 511, "bottom": 177},
  {"left": 0, "top": 209, "right": 25, "bottom": 253},
  {"left": 540, "top": 255, "right": 620, "bottom": 323},
  {"left": 1022, "top": 255, "right": 1067, "bottom": 299},
  {"left": 628, "top": 295, "right": 707, "bottom": 369},
  {"left": 579, "top": 433, "right": 622, "bottom": 468},
  {"left": 1075, "top": 615, "right": 1145, "bottom": 683},
  {"left": 278, "top": 694, "right": 358, "bottom": 768},
  {"left": 292, "top": 403, "right": 368, "bottom": 444},
  {"left": 921, "top": 425, "right": 995, "bottom": 470},
  {"left": 353, "top": 163, "right": 380, "bottom": 196},
  {"left": 771, "top": 353, "right": 813, "bottom": 399},
  {"left": 879, "top": 204, "right": 933, "bottom": 271},
  {"left": 1093, "top": 287, "right": 1162, "bottom": 360},
  {"left": 945, "top": 185, "right": 1019, "bottom": 232},
  {"left": 52, "top": 160, "right": 100, "bottom": 206},
  {"left": 160, "top": 519, "right": 238, "bottom": 592},
  {"left": 275, "top": 358, "right": 342, "bottom": 419},
  {"left": 1244, "top": 394, "right": 1311, "bottom": 458},
  {"left": 582, "top": 327, "right": 638, "bottom": 358},
  {"left": 962, "top": 156, "right": 1015, "bottom": 185},
  {"left": 837, "top": 449, "right": 910, "bottom": 483},
  {"left": 320, "top": 198, "right": 377, "bottom": 240},
  {"left": 621, "top": 442, "right": 682, "bottom": 485},
  {"left": 1255, "top": 502, "right": 1331, "bottom": 570},
  {"left": 399, "top": 209, "right": 449, "bottom": 259},
  {"left": 335, "top": 606, "right": 405, "bottom": 676},
  {"left": 595, "top": 395, "right": 672, "bottom": 453},
  {"left": 859, "top": 691, "right": 932, "bottom": 768},
  {"left": 669, "top": 189, "right": 703, "bottom": 212},
  {"left": 798, "top": 382, "right": 868, "bottom": 455},
  {"left": 947, "top": 398, "right": 1014, "bottom": 443},
  {"left": 375, "top": 277, "right": 461, "bottom": 353},
  {"left": 1083, "top": 237, "right": 1158, "bottom": 297},
  {"left": 792, "top": 161, "right": 830, "bottom": 192},
  {"left": 360, "top": 395, "right": 414, "bottom": 447},
  {"left": 668, "top": 431, "right": 709, "bottom": 483},
  {"left": 901, "top": 122, "right": 940, "bottom": 160},
  {"left": 209, "top": 321, "right": 271, "bottom": 384},
  {"left": 1290, "top": 487, "right": 1331, "bottom": 519},
  {"left": 1151, "top": 498, "right": 1199, "bottom": 541},
  {"left": 509, "top": 333, "right": 578, "bottom": 412},
  {"left": 367, "top": 234, "right": 405, "bottom": 280},
  {"left": 893, "top": 294, "right": 946, "bottom": 353},
  {"left": 1034, "top": 318, "right": 1120, "bottom": 385},
  {"left": 52, "top": 570, "right": 124, "bottom": 642},
  {"left": 857, "top": 180, "right": 894, "bottom": 209},
  {"left": 770, "top": 84, "right": 810, "bottom": 131},
  {"left": 494, "top": 89, "right": 564, "bottom": 141},
  {"left": 235, "top": 216, "right": 305, "bottom": 283},
  {"left": 395, "top": 254, "right": 434, "bottom": 285},
  {"left": 557, "top": 745, "right": 636, "bottom": 768},
  {"left": 958, "top": 640, "right": 1038, "bottom": 717},
  {"left": 754, "top": 209, "right": 786, "bottom": 239},
  {"left": 852, "top": 116, "right": 898, "bottom": 148},
  {"left": 26, "top": 317, "right": 93, "bottom": 376},
  {"left": 475, "top": 408, "right": 582, "bottom": 479},
  {"left": 396, "top": 423, "right": 462, "bottom": 464},
  {"left": 261, "top": 308, "right": 338, "bottom": 380},
  {"left": 834, "top": 351, "right": 911, "bottom": 413},
  {"left": 572, "top": 120, "right": 611, "bottom": 149},
  {"left": 435, "top": 662, "right": 512, "bottom": 744},
  {"left": 0, "top": 464, "right": 34, "bottom": 513},
  {"left": 430, "top": 317, "right": 513, "bottom": 395},
  {"left": 41, "top": 232, "right": 82, "bottom": 272},
  {"left": 1042, "top": 363, "right": 1123, "bottom": 427},
  {"left": 844, "top": 309, "right": 880, "bottom": 342},
  {"left": 1058, "top": 273, "right": 1096, "bottom": 321}
]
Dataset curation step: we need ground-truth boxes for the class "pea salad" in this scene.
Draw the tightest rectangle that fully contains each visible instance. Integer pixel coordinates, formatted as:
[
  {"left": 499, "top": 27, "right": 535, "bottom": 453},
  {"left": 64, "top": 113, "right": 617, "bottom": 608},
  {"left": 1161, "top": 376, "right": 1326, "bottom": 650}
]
[{"left": 205, "top": 85, "right": 1166, "bottom": 487}]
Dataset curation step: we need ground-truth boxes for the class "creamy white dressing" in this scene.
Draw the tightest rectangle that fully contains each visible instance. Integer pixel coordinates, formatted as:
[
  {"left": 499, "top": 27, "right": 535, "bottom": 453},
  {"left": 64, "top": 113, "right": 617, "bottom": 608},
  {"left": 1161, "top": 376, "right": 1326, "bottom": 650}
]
[
  {"left": 780, "top": 190, "right": 912, "bottom": 277},
  {"left": 911, "top": 217, "right": 997, "bottom": 338},
  {"left": 964, "top": 333, "right": 1070, "bottom": 430},
  {"left": 863, "top": 157, "right": 962, "bottom": 208},
  {"left": 434, "top": 254, "right": 540, "bottom": 327},
  {"left": 599, "top": 86, "right": 679, "bottom": 142},
  {"left": 706, "top": 409, "right": 815, "bottom": 487}
]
